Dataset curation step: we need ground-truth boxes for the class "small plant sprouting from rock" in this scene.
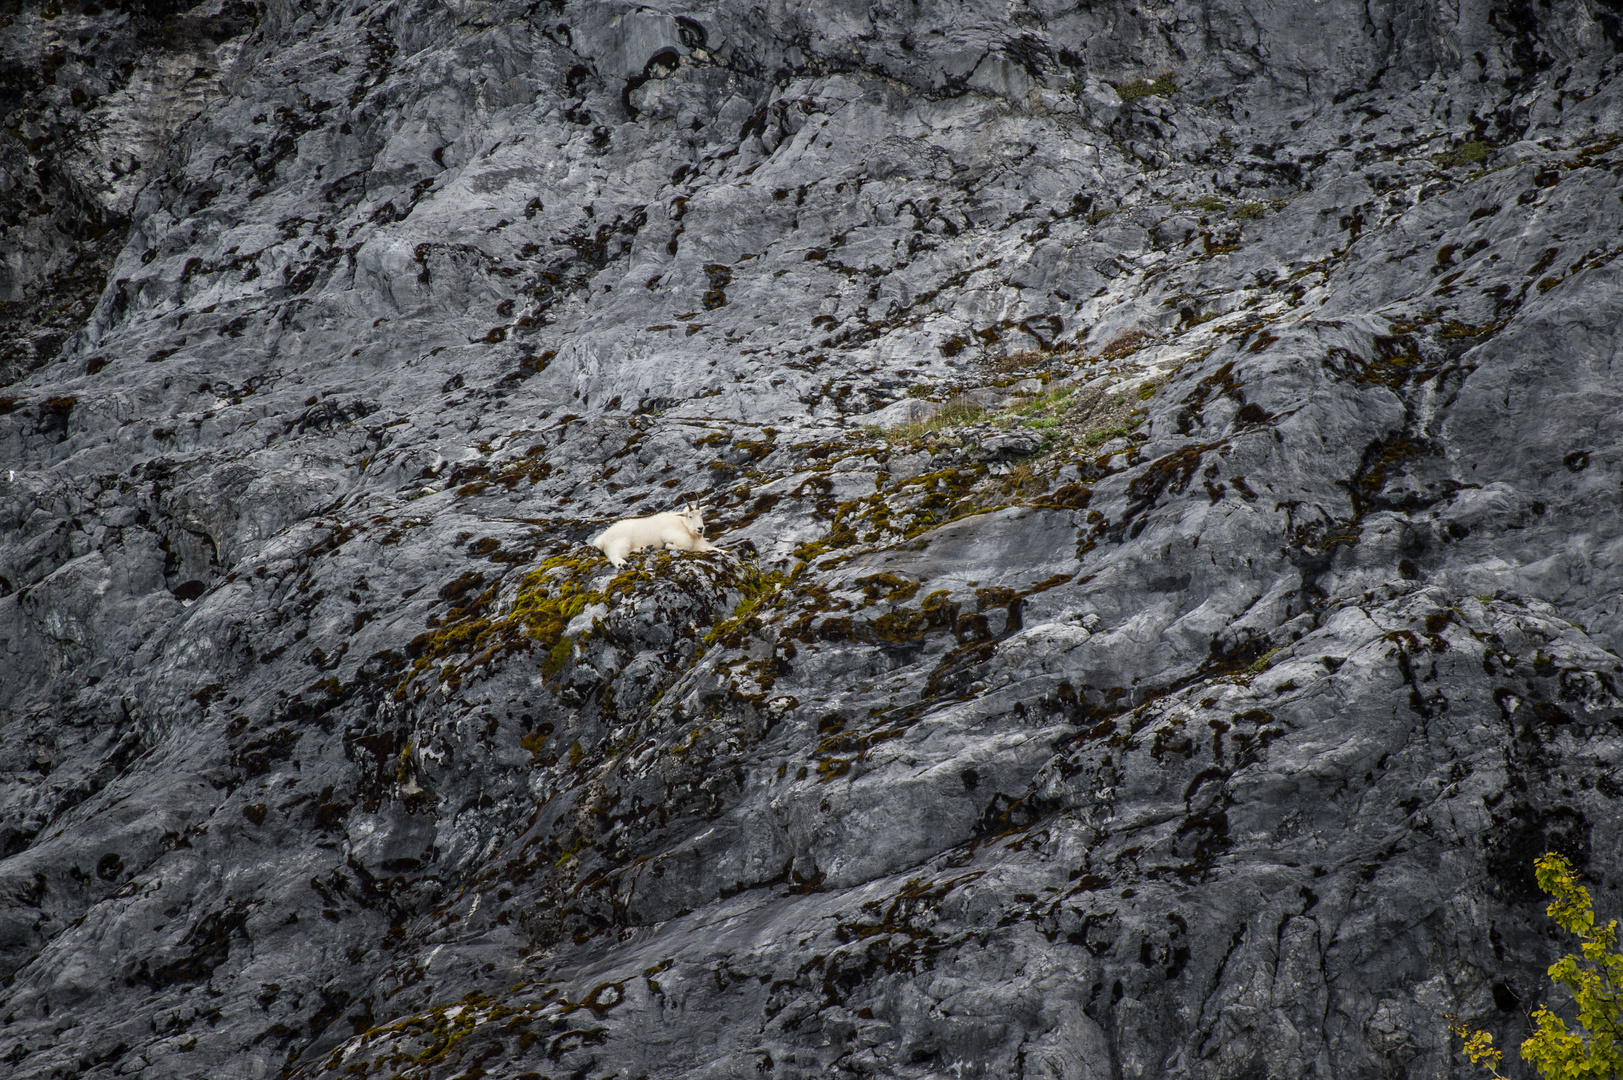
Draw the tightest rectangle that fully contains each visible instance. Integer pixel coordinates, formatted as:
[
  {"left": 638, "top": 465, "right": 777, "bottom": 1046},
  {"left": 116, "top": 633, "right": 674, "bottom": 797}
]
[
  {"left": 1008, "top": 386, "right": 1075, "bottom": 430},
  {"left": 931, "top": 397, "right": 989, "bottom": 426},
  {"left": 1449, "top": 853, "right": 1623, "bottom": 1080},
  {"left": 885, "top": 394, "right": 990, "bottom": 441}
]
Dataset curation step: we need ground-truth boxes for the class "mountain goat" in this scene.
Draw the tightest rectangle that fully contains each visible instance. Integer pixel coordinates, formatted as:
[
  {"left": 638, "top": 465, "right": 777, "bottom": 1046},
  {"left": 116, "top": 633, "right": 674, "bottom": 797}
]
[{"left": 590, "top": 503, "right": 718, "bottom": 567}]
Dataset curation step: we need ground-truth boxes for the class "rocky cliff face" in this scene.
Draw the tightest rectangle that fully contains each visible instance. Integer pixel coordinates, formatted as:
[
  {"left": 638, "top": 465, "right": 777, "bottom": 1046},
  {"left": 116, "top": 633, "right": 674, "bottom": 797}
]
[{"left": 3, "top": 0, "right": 1622, "bottom": 1077}]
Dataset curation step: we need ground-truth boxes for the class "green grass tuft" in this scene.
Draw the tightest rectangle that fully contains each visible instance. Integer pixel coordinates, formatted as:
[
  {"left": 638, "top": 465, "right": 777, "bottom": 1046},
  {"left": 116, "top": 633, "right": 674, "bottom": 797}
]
[
  {"left": 1084, "top": 426, "right": 1133, "bottom": 448},
  {"left": 887, "top": 395, "right": 989, "bottom": 441}
]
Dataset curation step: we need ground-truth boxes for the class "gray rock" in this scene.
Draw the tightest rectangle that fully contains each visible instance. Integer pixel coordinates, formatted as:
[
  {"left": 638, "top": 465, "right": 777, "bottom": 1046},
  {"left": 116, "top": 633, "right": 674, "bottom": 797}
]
[
  {"left": 1078, "top": 76, "right": 1124, "bottom": 126},
  {"left": 0, "top": 1, "right": 1621, "bottom": 1078},
  {"left": 976, "top": 430, "right": 1044, "bottom": 460},
  {"left": 861, "top": 398, "right": 941, "bottom": 429}
]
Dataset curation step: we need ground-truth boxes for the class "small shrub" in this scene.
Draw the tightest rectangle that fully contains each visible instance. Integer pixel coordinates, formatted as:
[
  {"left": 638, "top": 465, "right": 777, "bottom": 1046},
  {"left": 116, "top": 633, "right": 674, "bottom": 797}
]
[
  {"left": 1233, "top": 201, "right": 1266, "bottom": 220},
  {"left": 1450, "top": 853, "right": 1623, "bottom": 1080}
]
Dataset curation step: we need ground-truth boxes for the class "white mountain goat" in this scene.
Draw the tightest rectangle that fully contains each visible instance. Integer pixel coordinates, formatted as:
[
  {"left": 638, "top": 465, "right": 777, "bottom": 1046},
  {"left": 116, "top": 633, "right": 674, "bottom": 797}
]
[{"left": 589, "top": 503, "right": 718, "bottom": 567}]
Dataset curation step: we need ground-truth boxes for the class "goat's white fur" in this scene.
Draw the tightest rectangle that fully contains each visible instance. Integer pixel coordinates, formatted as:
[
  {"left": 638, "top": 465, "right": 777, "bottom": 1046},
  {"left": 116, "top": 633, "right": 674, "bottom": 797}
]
[{"left": 590, "top": 504, "right": 718, "bottom": 567}]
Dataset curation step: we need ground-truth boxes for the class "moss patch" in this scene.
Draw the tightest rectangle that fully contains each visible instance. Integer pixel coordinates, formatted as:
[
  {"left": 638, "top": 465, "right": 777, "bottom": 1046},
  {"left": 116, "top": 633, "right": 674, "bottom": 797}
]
[
  {"left": 1115, "top": 73, "right": 1176, "bottom": 102},
  {"left": 1432, "top": 140, "right": 1494, "bottom": 169}
]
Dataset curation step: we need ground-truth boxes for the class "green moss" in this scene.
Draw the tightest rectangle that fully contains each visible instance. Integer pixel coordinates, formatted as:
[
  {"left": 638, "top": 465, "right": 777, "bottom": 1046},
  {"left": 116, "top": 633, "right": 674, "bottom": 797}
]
[
  {"left": 667, "top": 727, "right": 711, "bottom": 757},
  {"left": 555, "top": 834, "right": 587, "bottom": 866},
  {"left": 704, "top": 566, "right": 791, "bottom": 649},
  {"left": 1115, "top": 73, "right": 1176, "bottom": 102},
  {"left": 1432, "top": 140, "right": 1494, "bottom": 168},
  {"left": 396, "top": 551, "right": 618, "bottom": 698},
  {"left": 793, "top": 512, "right": 861, "bottom": 565},
  {"left": 919, "top": 590, "right": 959, "bottom": 628},
  {"left": 817, "top": 758, "right": 851, "bottom": 782},
  {"left": 543, "top": 634, "right": 574, "bottom": 678},
  {"left": 1232, "top": 201, "right": 1266, "bottom": 220},
  {"left": 414, "top": 1000, "right": 481, "bottom": 1065},
  {"left": 975, "top": 585, "right": 1017, "bottom": 609},
  {"left": 872, "top": 608, "right": 928, "bottom": 643},
  {"left": 1084, "top": 426, "right": 1132, "bottom": 447},
  {"left": 856, "top": 572, "right": 920, "bottom": 605}
]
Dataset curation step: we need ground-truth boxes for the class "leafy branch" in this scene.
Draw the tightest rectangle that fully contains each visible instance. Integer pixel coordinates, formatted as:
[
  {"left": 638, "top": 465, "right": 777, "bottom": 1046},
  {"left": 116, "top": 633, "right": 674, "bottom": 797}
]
[{"left": 1451, "top": 853, "right": 1623, "bottom": 1080}]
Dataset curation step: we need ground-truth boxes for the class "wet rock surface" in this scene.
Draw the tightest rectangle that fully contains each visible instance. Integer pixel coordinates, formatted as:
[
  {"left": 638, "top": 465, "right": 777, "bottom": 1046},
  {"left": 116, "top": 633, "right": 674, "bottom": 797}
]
[{"left": 1, "top": 0, "right": 1622, "bottom": 1077}]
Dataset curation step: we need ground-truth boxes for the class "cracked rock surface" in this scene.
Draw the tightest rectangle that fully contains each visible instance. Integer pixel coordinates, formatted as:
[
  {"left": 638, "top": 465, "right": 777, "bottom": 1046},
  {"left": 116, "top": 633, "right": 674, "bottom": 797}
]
[{"left": 2, "top": 0, "right": 1622, "bottom": 1077}]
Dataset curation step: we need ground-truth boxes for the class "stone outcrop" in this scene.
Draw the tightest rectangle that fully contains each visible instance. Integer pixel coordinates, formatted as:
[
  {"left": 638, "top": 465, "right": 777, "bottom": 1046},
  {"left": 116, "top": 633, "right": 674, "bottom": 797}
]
[{"left": 2, "top": 1, "right": 1621, "bottom": 1077}]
